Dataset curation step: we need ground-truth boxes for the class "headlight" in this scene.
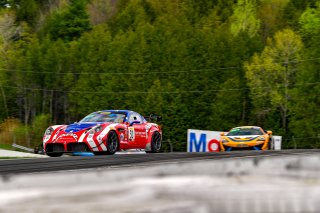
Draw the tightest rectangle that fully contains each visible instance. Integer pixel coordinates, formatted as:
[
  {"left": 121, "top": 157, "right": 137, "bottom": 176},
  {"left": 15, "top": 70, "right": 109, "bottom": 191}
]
[
  {"left": 95, "top": 126, "right": 102, "bottom": 133},
  {"left": 221, "top": 139, "right": 228, "bottom": 143},
  {"left": 258, "top": 137, "right": 265, "bottom": 141},
  {"left": 89, "top": 126, "right": 102, "bottom": 134},
  {"left": 45, "top": 127, "right": 54, "bottom": 135}
]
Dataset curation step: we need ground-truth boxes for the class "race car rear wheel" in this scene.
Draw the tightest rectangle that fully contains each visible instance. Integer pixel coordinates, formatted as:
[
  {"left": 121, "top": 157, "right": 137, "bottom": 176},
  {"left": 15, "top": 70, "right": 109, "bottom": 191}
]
[{"left": 146, "top": 131, "right": 162, "bottom": 153}]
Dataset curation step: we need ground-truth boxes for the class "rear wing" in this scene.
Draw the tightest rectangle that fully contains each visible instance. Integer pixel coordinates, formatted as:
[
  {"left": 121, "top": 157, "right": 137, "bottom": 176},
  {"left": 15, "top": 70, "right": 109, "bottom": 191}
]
[{"left": 144, "top": 114, "right": 162, "bottom": 122}]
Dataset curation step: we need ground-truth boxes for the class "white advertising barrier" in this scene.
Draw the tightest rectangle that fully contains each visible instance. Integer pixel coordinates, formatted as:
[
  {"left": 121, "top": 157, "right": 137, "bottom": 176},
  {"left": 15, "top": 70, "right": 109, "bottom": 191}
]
[
  {"left": 272, "top": 135, "right": 282, "bottom": 150},
  {"left": 187, "top": 129, "right": 222, "bottom": 152}
]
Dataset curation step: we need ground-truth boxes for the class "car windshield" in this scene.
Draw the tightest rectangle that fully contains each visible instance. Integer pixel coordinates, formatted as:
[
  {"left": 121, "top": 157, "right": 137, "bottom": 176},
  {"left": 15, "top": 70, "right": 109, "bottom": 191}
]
[
  {"left": 79, "top": 111, "right": 126, "bottom": 123},
  {"left": 227, "top": 127, "right": 263, "bottom": 136}
]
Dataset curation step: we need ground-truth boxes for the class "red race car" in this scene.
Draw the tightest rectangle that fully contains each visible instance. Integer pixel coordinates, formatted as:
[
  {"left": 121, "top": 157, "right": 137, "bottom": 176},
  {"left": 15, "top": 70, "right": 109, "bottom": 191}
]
[{"left": 43, "top": 110, "right": 162, "bottom": 157}]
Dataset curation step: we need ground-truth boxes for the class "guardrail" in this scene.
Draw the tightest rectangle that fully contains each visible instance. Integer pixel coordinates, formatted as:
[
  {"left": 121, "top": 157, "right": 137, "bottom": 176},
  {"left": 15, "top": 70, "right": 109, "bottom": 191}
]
[{"left": 12, "top": 143, "right": 34, "bottom": 153}]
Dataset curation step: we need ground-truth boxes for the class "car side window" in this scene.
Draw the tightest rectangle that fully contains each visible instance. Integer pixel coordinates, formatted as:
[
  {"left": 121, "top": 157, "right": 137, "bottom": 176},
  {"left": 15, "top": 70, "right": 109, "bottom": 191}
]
[{"left": 129, "top": 113, "right": 143, "bottom": 123}]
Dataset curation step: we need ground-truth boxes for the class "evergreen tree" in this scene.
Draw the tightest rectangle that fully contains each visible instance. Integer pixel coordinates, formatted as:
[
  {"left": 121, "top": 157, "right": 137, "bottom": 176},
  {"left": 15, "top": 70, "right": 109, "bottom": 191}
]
[{"left": 44, "top": 0, "right": 91, "bottom": 41}]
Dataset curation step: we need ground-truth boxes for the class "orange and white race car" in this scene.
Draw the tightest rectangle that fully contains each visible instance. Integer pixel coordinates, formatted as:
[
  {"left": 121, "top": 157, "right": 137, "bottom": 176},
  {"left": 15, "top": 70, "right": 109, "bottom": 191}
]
[{"left": 220, "top": 126, "right": 272, "bottom": 151}]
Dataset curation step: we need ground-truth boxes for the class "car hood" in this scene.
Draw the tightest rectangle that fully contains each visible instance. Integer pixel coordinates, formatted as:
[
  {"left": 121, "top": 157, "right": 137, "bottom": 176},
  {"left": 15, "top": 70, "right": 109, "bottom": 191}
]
[{"left": 64, "top": 122, "right": 101, "bottom": 133}]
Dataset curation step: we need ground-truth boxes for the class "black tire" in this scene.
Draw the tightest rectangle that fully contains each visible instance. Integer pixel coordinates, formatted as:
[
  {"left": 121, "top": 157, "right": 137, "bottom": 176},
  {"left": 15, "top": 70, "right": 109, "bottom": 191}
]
[
  {"left": 146, "top": 131, "right": 162, "bottom": 153},
  {"left": 46, "top": 152, "right": 63, "bottom": 157},
  {"left": 106, "top": 131, "right": 119, "bottom": 155},
  {"left": 93, "top": 151, "right": 107, "bottom": 155},
  {"left": 268, "top": 137, "right": 274, "bottom": 150},
  {"left": 93, "top": 131, "right": 119, "bottom": 155}
]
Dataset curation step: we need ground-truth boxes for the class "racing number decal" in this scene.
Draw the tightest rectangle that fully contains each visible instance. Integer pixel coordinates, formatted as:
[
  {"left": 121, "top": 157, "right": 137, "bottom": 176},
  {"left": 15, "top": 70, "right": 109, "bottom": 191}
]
[{"left": 128, "top": 127, "right": 135, "bottom": 141}]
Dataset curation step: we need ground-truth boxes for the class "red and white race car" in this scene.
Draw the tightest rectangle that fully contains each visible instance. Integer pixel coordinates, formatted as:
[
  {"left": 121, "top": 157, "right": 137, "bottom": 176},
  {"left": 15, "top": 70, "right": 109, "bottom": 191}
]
[{"left": 43, "top": 110, "right": 162, "bottom": 157}]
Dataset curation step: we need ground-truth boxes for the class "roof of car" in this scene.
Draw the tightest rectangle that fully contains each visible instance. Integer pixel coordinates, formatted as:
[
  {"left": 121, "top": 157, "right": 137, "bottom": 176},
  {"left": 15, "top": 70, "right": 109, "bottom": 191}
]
[
  {"left": 99, "top": 110, "right": 134, "bottom": 114},
  {"left": 233, "top": 126, "right": 261, "bottom": 129}
]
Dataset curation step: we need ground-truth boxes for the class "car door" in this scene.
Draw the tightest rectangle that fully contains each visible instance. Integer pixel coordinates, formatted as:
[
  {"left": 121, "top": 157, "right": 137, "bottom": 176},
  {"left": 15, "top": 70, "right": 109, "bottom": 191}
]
[{"left": 128, "top": 112, "right": 147, "bottom": 148}]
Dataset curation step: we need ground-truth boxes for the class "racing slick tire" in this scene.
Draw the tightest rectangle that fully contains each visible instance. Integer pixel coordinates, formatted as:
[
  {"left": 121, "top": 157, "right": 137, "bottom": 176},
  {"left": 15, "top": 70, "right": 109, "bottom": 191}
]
[
  {"left": 46, "top": 152, "right": 63, "bottom": 157},
  {"left": 94, "top": 131, "right": 119, "bottom": 155},
  {"left": 268, "top": 137, "right": 274, "bottom": 150},
  {"left": 146, "top": 131, "right": 162, "bottom": 153}
]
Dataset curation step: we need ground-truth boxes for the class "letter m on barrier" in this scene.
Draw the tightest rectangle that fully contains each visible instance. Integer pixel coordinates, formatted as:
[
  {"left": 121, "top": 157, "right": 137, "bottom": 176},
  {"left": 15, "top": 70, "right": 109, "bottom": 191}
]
[{"left": 189, "top": 132, "right": 206, "bottom": 152}]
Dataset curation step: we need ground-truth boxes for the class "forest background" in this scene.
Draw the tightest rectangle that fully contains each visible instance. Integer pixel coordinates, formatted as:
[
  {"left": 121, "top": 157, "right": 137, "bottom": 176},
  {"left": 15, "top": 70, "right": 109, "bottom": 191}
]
[{"left": 0, "top": 0, "right": 319, "bottom": 151}]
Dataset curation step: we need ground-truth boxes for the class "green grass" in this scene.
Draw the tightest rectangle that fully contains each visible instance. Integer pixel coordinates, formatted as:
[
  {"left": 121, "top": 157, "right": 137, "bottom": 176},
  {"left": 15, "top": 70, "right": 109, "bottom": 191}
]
[{"left": 0, "top": 143, "right": 14, "bottom": 150}]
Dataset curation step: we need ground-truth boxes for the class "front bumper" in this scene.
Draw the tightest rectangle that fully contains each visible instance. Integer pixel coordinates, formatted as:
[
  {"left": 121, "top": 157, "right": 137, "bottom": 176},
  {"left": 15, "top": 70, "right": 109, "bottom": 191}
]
[
  {"left": 45, "top": 142, "right": 91, "bottom": 154},
  {"left": 220, "top": 141, "right": 268, "bottom": 151}
]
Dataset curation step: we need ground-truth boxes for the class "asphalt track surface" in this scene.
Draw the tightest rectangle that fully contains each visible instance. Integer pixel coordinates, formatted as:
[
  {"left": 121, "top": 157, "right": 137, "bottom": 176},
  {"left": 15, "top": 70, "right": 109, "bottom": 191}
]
[{"left": 1, "top": 149, "right": 319, "bottom": 175}]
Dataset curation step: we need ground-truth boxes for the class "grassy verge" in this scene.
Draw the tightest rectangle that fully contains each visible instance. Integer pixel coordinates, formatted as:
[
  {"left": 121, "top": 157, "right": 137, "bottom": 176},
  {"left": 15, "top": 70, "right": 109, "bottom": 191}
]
[{"left": 0, "top": 143, "right": 13, "bottom": 150}]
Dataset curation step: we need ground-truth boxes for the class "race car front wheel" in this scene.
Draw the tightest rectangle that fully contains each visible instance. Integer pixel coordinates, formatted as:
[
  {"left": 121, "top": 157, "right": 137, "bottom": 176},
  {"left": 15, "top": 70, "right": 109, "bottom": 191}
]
[
  {"left": 146, "top": 131, "right": 162, "bottom": 153},
  {"left": 46, "top": 152, "right": 63, "bottom": 157},
  {"left": 93, "top": 131, "right": 119, "bottom": 155},
  {"left": 268, "top": 137, "right": 274, "bottom": 150},
  {"left": 106, "top": 131, "right": 119, "bottom": 155}
]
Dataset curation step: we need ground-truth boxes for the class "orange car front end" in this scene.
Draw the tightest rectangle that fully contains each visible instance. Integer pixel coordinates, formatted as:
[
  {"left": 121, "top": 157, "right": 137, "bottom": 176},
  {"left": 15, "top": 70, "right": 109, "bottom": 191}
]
[{"left": 220, "top": 126, "right": 272, "bottom": 151}]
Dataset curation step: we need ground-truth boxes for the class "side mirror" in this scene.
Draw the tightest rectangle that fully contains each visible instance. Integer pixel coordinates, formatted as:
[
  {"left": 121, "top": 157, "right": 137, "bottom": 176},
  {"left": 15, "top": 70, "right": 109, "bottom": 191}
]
[
  {"left": 220, "top": 132, "right": 225, "bottom": 136},
  {"left": 156, "top": 116, "right": 162, "bottom": 122},
  {"left": 267, "top": 131, "right": 272, "bottom": 135},
  {"left": 130, "top": 121, "right": 141, "bottom": 126}
]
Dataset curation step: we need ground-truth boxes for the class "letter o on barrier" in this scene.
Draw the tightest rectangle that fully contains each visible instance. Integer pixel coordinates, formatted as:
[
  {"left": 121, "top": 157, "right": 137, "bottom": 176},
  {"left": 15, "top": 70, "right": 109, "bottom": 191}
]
[{"left": 208, "top": 139, "right": 220, "bottom": 152}]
